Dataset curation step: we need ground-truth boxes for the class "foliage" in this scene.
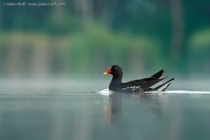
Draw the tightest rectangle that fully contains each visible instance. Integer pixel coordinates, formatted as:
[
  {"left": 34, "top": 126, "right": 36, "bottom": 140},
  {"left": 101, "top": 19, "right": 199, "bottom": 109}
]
[
  {"left": 189, "top": 29, "right": 210, "bottom": 50},
  {"left": 0, "top": 0, "right": 210, "bottom": 77},
  {"left": 69, "top": 24, "right": 164, "bottom": 78}
]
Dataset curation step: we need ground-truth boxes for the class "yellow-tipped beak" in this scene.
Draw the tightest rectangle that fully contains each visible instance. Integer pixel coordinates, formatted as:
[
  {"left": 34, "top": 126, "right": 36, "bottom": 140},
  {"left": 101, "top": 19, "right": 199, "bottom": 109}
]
[
  {"left": 103, "top": 72, "right": 108, "bottom": 75},
  {"left": 103, "top": 67, "right": 112, "bottom": 75}
]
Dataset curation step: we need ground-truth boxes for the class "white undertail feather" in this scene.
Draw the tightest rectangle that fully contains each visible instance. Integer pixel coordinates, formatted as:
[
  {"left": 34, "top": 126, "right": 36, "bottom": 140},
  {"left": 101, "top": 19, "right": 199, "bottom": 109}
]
[{"left": 157, "top": 82, "right": 172, "bottom": 91}]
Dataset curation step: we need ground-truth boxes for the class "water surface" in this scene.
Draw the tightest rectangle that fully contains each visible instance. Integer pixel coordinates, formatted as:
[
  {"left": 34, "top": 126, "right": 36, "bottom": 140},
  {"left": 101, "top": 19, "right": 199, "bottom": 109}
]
[{"left": 0, "top": 88, "right": 210, "bottom": 140}]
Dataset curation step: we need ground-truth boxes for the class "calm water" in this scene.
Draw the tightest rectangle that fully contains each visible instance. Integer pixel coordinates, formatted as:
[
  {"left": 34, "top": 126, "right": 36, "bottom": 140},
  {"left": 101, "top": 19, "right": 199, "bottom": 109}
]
[{"left": 0, "top": 89, "right": 210, "bottom": 140}]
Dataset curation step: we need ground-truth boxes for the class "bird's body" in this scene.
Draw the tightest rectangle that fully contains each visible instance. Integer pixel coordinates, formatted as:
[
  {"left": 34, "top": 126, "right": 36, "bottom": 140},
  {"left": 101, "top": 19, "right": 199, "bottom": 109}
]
[{"left": 103, "top": 65, "right": 174, "bottom": 93}]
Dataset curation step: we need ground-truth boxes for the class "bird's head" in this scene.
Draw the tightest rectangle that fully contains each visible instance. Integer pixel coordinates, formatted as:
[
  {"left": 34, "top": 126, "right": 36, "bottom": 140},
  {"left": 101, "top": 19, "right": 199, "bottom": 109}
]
[{"left": 103, "top": 65, "right": 123, "bottom": 78}]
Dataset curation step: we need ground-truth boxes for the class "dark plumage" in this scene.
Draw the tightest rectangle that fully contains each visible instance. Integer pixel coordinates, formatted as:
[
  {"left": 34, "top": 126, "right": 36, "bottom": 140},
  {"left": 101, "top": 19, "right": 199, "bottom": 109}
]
[{"left": 103, "top": 65, "right": 174, "bottom": 93}]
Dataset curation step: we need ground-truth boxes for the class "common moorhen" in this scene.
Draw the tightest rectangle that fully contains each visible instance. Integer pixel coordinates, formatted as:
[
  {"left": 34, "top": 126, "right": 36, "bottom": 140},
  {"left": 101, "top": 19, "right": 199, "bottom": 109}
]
[{"left": 103, "top": 65, "right": 174, "bottom": 93}]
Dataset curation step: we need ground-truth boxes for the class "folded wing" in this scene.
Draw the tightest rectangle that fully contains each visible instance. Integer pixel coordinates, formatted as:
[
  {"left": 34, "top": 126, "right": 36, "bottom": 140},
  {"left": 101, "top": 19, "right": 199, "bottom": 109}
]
[{"left": 122, "top": 69, "right": 173, "bottom": 92}]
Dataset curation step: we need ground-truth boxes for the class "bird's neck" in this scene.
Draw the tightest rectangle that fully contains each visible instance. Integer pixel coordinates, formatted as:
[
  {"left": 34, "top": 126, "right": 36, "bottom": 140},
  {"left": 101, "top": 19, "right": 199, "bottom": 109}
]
[
  {"left": 109, "top": 75, "right": 122, "bottom": 91},
  {"left": 111, "top": 75, "right": 122, "bottom": 83}
]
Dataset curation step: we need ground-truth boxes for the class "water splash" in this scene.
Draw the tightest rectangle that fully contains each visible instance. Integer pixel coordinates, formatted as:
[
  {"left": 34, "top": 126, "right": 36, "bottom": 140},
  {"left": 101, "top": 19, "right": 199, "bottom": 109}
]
[{"left": 98, "top": 89, "right": 210, "bottom": 96}]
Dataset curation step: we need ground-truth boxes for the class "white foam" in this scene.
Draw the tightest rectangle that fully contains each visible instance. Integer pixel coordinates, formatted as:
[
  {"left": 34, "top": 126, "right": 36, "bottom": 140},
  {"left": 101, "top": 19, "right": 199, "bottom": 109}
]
[
  {"left": 146, "top": 90, "right": 210, "bottom": 94},
  {"left": 98, "top": 89, "right": 210, "bottom": 96},
  {"left": 98, "top": 89, "right": 112, "bottom": 96}
]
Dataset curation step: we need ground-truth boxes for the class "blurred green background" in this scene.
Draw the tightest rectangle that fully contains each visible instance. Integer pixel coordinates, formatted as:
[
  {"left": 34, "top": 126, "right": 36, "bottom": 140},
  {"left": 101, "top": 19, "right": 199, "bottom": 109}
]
[{"left": 0, "top": 0, "right": 210, "bottom": 79}]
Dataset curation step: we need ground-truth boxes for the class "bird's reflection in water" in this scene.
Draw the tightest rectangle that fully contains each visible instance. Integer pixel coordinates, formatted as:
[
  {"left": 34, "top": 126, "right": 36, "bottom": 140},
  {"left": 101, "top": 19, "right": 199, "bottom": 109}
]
[
  {"left": 138, "top": 93, "right": 165, "bottom": 118},
  {"left": 105, "top": 92, "right": 167, "bottom": 124},
  {"left": 106, "top": 93, "right": 122, "bottom": 124}
]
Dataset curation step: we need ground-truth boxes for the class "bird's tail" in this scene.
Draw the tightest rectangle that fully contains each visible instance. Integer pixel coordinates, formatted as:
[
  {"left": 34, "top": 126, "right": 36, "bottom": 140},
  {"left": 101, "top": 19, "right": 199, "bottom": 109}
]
[
  {"left": 151, "top": 69, "right": 164, "bottom": 79},
  {"left": 145, "top": 78, "right": 174, "bottom": 91}
]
